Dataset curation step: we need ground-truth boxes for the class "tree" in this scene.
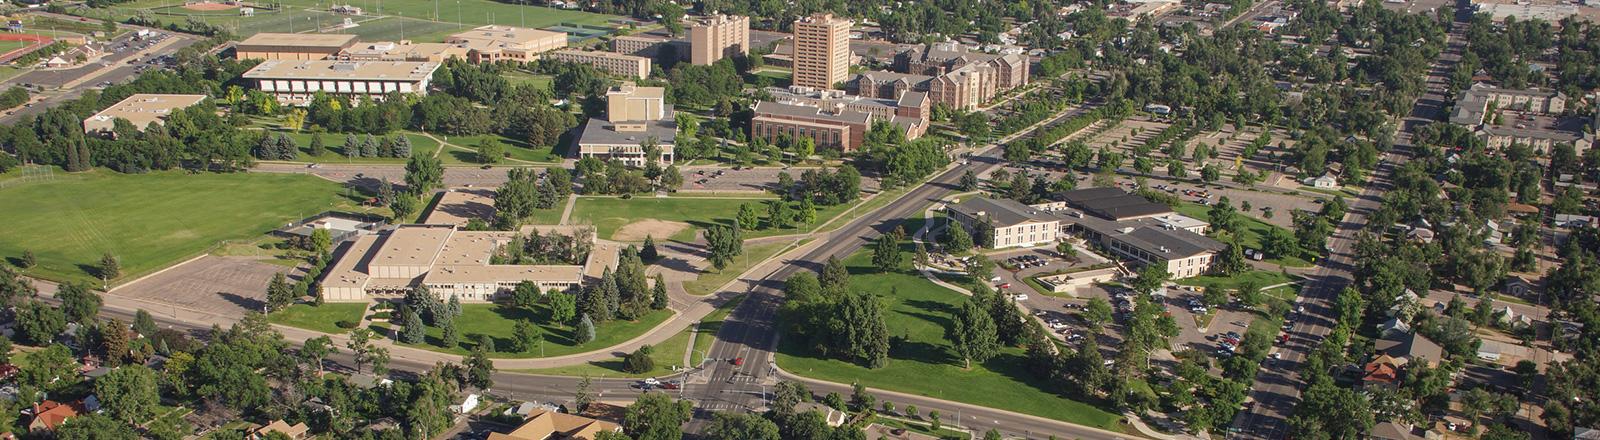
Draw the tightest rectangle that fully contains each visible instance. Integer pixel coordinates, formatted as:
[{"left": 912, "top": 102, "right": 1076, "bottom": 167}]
[
  {"left": 624, "top": 345, "right": 655, "bottom": 374},
  {"left": 968, "top": 255, "right": 995, "bottom": 284},
  {"left": 960, "top": 169, "right": 979, "bottom": 191},
  {"left": 512, "top": 319, "right": 543, "bottom": 354},
  {"left": 872, "top": 234, "right": 902, "bottom": 272},
  {"left": 549, "top": 291, "right": 578, "bottom": 326},
  {"left": 704, "top": 411, "right": 780, "bottom": 440},
  {"left": 771, "top": 380, "right": 811, "bottom": 417},
  {"left": 1263, "top": 226, "right": 1299, "bottom": 259},
  {"left": 914, "top": 242, "right": 929, "bottom": 268},
  {"left": 98, "top": 319, "right": 130, "bottom": 367},
  {"left": 464, "top": 344, "right": 495, "bottom": 390},
  {"left": 476, "top": 139, "right": 504, "bottom": 164},
  {"left": 944, "top": 223, "right": 974, "bottom": 253},
  {"left": 650, "top": 274, "right": 668, "bottom": 310},
  {"left": 950, "top": 298, "right": 999, "bottom": 368},
  {"left": 576, "top": 314, "right": 597, "bottom": 344},
  {"left": 624, "top": 392, "right": 692, "bottom": 440},
  {"left": 56, "top": 414, "right": 137, "bottom": 440},
  {"left": 308, "top": 133, "right": 326, "bottom": 156},
  {"left": 821, "top": 257, "right": 849, "bottom": 292},
  {"left": 660, "top": 165, "right": 684, "bottom": 191},
  {"left": 405, "top": 154, "right": 444, "bottom": 194},
  {"left": 299, "top": 335, "right": 336, "bottom": 375},
  {"left": 850, "top": 382, "right": 876, "bottom": 412},
  {"left": 512, "top": 280, "right": 543, "bottom": 311},
  {"left": 641, "top": 236, "right": 659, "bottom": 261},
  {"left": 18, "top": 343, "right": 76, "bottom": 399},
  {"left": 97, "top": 252, "right": 121, "bottom": 281},
  {"left": 704, "top": 225, "right": 743, "bottom": 271},
  {"left": 18, "top": 250, "right": 36, "bottom": 269},
  {"left": 347, "top": 328, "right": 379, "bottom": 374},
  {"left": 391, "top": 192, "right": 419, "bottom": 221},
  {"left": 15, "top": 300, "right": 66, "bottom": 345},
  {"left": 1083, "top": 297, "right": 1113, "bottom": 331},
  {"left": 94, "top": 364, "right": 158, "bottom": 424},
  {"left": 400, "top": 306, "right": 426, "bottom": 344},
  {"left": 440, "top": 313, "right": 460, "bottom": 348},
  {"left": 265, "top": 272, "right": 295, "bottom": 312},
  {"left": 737, "top": 203, "right": 761, "bottom": 230},
  {"left": 1215, "top": 240, "right": 1248, "bottom": 275},
  {"left": 57, "top": 283, "right": 101, "bottom": 323}
]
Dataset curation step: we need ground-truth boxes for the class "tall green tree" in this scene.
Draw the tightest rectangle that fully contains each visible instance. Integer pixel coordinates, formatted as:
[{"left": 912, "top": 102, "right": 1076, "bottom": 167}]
[
  {"left": 872, "top": 234, "right": 902, "bottom": 272},
  {"left": 405, "top": 154, "right": 444, "bottom": 194},
  {"left": 623, "top": 392, "right": 693, "bottom": 440},
  {"left": 58, "top": 283, "right": 101, "bottom": 323},
  {"left": 94, "top": 364, "right": 159, "bottom": 424},
  {"left": 950, "top": 298, "right": 999, "bottom": 368}
]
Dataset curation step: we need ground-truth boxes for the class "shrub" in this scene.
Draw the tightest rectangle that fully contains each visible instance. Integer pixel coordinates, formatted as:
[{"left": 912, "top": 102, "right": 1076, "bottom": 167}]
[{"left": 335, "top": 320, "right": 358, "bottom": 329}]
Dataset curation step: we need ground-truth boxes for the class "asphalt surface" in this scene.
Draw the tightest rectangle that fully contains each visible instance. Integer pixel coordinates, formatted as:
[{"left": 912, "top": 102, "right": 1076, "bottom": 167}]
[
  {"left": 1226, "top": 7, "right": 1469, "bottom": 439},
  {"left": 0, "top": 20, "right": 202, "bottom": 124}
]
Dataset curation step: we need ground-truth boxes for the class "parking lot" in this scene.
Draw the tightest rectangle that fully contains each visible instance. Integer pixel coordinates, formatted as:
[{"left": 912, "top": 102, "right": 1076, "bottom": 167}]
[
  {"left": 108, "top": 255, "right": 297, "bottom": 317},
  {"left": 2, "top": 24, "right": 202, "bottom": 123}
]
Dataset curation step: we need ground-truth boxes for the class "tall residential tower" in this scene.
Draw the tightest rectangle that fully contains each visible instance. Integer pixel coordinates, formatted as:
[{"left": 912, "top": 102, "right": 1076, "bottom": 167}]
[
  {"left": 689, "top": 14, "right": 749, "bottom": 65},
  {"left": 792, "top": 13, "right": 851, "bottom": 90}
]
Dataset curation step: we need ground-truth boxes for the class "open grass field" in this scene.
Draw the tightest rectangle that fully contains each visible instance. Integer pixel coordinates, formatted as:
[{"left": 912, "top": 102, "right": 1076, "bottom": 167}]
[
  {"left": 394, "top": 303, "right": 672, "bottom": 358},
  {"left": 437, "top": 133, "right": 564, "bottom": 164},
  {"left": 0, "top": 40, "right": 33, "bottom": 52},
  {"left": 502, "top": 70, "right": 554, "bottom": 92},
  {"left": 1176, "top": 270, "right": 1297, "bottom": 292},
  {"left": 514, "top": 321, "right": 692, "bottom": 377},
  {"left": 774, "top": 247, "right": 1125, "bottom": 431},
  {"left": 681, "top": 241, "right": 791, "bottom": 296},
  {"left": 570, "top": 196, "right": 855, "bottom": 242},
  {"left": 0, "top": 168, "right": 358, "bottom": 285},
  {"left": 268, "top": 302, "right": 369, "bottom": 334},
  {"left": 103, "top": 0, "right": 617, "bottom": 41},
  {"left": 1174, "top": 202, "right": 1314, "bottom": 268}
]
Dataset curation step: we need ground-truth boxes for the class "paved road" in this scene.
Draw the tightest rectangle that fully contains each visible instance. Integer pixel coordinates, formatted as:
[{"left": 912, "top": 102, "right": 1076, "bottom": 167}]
[
  {"left": 1227, "top": 7, "right": 1468, "bottom": 439},
  {"left": 1, "top": 20, "right": 201, "bottom": 124},
  {"left": 679, "top": 102, "right": 1144, "bottom": 440}
]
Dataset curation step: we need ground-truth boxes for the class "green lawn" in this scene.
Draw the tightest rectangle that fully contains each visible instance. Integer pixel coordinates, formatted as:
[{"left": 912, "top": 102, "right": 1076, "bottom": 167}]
[
  {"left": 1176, "top": 270, "right": 1297, "bottom": 291},
  {"left": 571, "top": 196, "right": 848, "bottom": 242},
  {"left": 94, "top": 0, "right": 617, "bottom": 41},
  {"left": 775, "top": 249, "right": 1124, "bottom": 431},
  {"left": 502, "top": 70, "right": 554, "bottom": 92},
  {"left": 1173, "top": 202, "right": 1314, "bottom": 268},
  {"left": 438, "top": 133, "right": 564, "bottom": 164},
  {"left": 395, "top": 303, "right": 672, "bottom": 358},
  {"left": 681, "top": 240, "right": 792, "bottom": 296},
  {"left": 0, "top": 170, "right": 362, "bottom": 285},
  {"left": 268, "top": 302, "right": 370, "bottom": 334},
  {"left": 513, "top": 321, "right": 693, "bottom": 378}
]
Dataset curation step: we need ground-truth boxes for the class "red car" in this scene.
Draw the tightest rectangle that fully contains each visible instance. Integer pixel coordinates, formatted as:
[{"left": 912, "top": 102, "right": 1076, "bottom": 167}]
[
  {"left": 732, "top": 357, "right": 744, "bottom": 366},
  {"left": 997, "top": 283, "right": 1012, "bottom": 289}
]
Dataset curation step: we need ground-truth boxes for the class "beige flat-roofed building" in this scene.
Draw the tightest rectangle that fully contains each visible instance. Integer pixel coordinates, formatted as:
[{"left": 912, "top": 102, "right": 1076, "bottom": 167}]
[
  {"left": 612, "top": 35, "right": 672, "bottom": 56},
  {"left": 446, "top": 25, "right": 568, "bottom": 63},
  {"left": 551, "top": 49, "right": 651, "bottom": 79},
  {"left": 83, "top": 94, "right": 207, "bottom": 135},
  {"left": 577, "top": 82, "right": 676, "bottom": 165},
  {"left": 339, "top": 41, "right": 468, "bottom": 62},
  {"left": 242, "top": 60, "right": 441, "bottom": 105},
  {"left": 236, "top": 33, "right": 359, "bottom": 60},
  {"left": 792, "top": 13, "right": 851, "bottom": 89},
  {"left": 320, "top": 224, "right": 610, "bottom": 303},
  {"left": 689, "top": 14, "right": 749, "bottom": 65}
]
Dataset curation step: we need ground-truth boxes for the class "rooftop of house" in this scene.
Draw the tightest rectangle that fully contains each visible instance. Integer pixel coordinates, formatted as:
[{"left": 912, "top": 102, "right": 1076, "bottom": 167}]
[
  {"left": 1376, "top": 332, "right": 1444, "bottom": 366},
  {"left": 489, "top": 408, "right": 622, "bottom": 440}
]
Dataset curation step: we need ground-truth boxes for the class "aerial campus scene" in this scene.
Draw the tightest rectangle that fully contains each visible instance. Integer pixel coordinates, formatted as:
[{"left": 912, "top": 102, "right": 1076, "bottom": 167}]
[{"left": 0, "top": 0, "right": 1597, "bottom": 438}]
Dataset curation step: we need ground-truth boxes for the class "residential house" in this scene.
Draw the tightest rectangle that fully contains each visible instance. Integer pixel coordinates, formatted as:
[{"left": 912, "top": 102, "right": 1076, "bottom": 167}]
[
  {"left": 489, "top": 408, "right": 623, "bottom": 440},
  {"left": 249, "top": 420, "right": 311, "bottom": 440},
  {"left": 26, "top": 400, "right": 81, "bottom": 432},
  {"left": 1376, "top": 332, "right": 1444, "bottom": 368}
]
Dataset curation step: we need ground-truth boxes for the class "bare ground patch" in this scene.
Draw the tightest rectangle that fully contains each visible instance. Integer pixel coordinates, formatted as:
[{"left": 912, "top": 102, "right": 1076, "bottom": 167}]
[{"left": 612, "top": 219, "right": 689, "bottom": 242}]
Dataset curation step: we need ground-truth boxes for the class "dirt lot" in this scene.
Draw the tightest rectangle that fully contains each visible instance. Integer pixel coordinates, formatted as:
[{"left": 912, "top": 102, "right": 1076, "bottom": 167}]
[
  {"left": 613, "top": 219, "right": 689, "bottom": 242},
  {"left": 108, "top": 255, "right": 295, "bottom": 316}
]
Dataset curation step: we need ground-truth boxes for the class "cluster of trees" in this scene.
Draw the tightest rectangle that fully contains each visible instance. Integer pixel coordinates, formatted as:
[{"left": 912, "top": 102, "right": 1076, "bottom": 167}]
[
  {"left": 492, "top": 228, "right": 595, "bottom": 266},
  {"left": 0, "top": 86, "right": 28, "bottom": 111},
  {"left": 492, "top": 167, "right": 573, "bottom": 229},
  {"left": 778, "top": 259, "right": 890, "bottom": 368},
  {"left": 665, "top": 59, "right": 744, "bottom": 109},
  {"left": 575, "top": 245, "right": 667, "bottom": 329},
  {"left": 574, "top": 154, "right": 682, "bottom": 195},
  {"left": 858, "top": 136, "right": 951, "bottom": 189},
  {"left": 775, "top": 166, "right": 862, "bottom": 207},
  {"left": 734, "top": 198, "right": 818, "bottom": 232}
]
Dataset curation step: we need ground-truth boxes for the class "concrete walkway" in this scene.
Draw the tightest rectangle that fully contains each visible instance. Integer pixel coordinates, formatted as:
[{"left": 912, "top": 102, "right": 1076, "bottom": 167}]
[{"left": 558, "top": 193, "right": 578, "bottom": 225}]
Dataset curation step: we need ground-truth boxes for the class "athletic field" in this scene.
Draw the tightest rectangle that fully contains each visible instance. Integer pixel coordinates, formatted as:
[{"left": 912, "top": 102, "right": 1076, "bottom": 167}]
[{"left": 101, "top": 0, "right": 618, "bottom": 42}]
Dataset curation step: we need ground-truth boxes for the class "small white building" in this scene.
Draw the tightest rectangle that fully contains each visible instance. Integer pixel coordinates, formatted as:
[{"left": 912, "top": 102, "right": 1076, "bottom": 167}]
[
  {"left": 1304, "top": 174, "right": 1340, "bottom": 188},
  {"left": 451, "top": 394, "right": 480, "bottom": 414}
]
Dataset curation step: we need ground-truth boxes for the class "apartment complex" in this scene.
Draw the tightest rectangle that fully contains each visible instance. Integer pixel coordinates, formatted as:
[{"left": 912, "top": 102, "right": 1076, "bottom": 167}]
[
  {"left": 551, "top": 49, "right": 651, "bottom": 79},
  {"left": 749, "top": 86, "right": 928, "bottom": 152},
  {"left": 688, "top": 14, "right": 749, "bottom": 65},
  {"left": 445, "top": 25, "right": 568, "bottom": 63},
  {"left": 321, "top": 224, "right": 616, "bottom": 302},
  {"left": 1449, "top": 82, "right": 1594, "bottom": 155},
  {"left": 82, "top": 94, "right": 207, "bottom": 135},
  {"left": 242, "top": 60, "right": 441, "bottom": 105},
  {"left": 853, "top": 42, "right": 1030, "bottom": 110},
  {"left": 235, "top": 33, "right": 358, "bottom": 60},
  {"left": 611, "top": 34, "right": 675, "bottom": 57},
  {"left": 945, "top": 189, "right": 1223, "bottom": 279},
  {"left": 792, "top": 13, "right": 852, "bottom": 90},
  {"left": 575, "top": 82, "right": 677, "bottom": 165}
]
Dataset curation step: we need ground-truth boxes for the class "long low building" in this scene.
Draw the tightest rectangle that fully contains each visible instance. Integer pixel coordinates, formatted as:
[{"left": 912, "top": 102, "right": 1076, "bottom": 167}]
[
  {"left": 750, "top": 87, "right": 928, "bottom": 152},
  {"left": 82, "top": 93, "right": 207, "bottom": 135},
  {"left": 551, "top": 49, "right": 651, "bottom": 79},
  {"left": 446, "top": 25, "right": 568, "bottom": 64},
  {"left": 236, "top": 32, "right": 359, "bottom": 60},
  {"left": 242, "top": 60, "right": 441, "bottom": 105},
  {"left": 945, "top": 189, "right": 1223, "bottom": 279},
  {"left": 321, "top": 224, "right": 615, "bottom": 302}
]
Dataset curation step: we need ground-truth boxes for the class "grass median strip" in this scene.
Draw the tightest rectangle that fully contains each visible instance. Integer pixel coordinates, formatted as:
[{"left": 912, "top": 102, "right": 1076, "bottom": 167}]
[{"left": 681, "top": 240, "right": 793, "bottom": 296}]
